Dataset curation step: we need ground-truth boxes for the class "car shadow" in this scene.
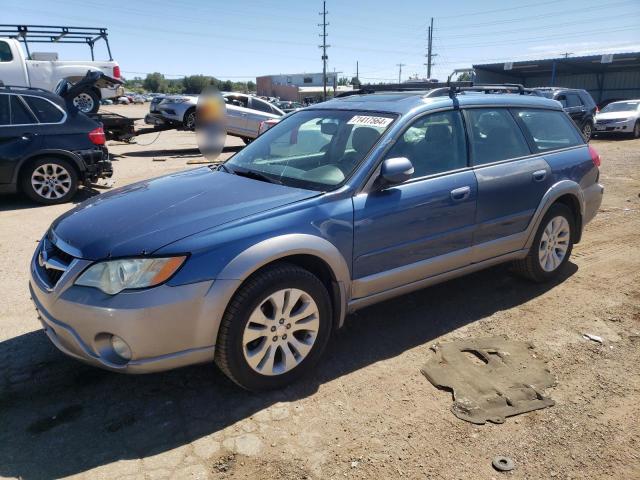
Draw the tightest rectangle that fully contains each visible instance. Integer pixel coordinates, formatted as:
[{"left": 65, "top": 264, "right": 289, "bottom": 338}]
[
  {"left": 0, "top": 188, "right": 100, "bottom": 212},
  {"left": 0, "top": 262, "right": 577, "bottom": 479}
]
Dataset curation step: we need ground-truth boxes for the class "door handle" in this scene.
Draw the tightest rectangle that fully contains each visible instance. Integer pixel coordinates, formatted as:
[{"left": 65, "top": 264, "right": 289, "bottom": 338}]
[
  {"left": 21, "top": 133, "right": 34, "bottom": 141},
  {"left": 450, "top": 186, "right": 471, "bottom": 201},
  {"left": 532, "top": 169, "right": 547, "bottom": 182}
]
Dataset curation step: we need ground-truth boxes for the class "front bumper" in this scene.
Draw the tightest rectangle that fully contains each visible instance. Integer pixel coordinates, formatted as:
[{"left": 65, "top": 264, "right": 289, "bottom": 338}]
[
  {"left": 594, "top": 118, "right": 634, "bottom": 133},
  {"left": 29, "top": 237, "right": 241, "bottom": 373}
]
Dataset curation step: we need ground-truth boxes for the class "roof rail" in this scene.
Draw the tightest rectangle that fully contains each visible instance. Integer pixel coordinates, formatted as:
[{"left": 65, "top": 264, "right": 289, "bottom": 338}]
[
  {"left": 0, "top": 24, "right": 113, "bottom": 60},
  {"left": 0, "top": 84, "right": 52, "bottom": 94}
]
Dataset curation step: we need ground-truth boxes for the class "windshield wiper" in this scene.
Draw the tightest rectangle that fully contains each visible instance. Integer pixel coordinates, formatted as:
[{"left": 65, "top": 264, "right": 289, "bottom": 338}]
[
  {"left": 217, "top": 163, "right": 234, "bottom": 173},
  {"left": 230, "top": 167, "right": 283, "bottom": 185}
]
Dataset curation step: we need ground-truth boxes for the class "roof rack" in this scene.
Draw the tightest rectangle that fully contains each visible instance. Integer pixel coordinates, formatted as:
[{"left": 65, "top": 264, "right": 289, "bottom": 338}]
[{"left": 0, "top": 25, "right": 113, "bottom": 60}]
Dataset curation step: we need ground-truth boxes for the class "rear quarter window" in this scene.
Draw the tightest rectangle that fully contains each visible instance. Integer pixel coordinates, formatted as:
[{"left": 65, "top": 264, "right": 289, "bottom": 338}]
[
  {"left": 10, "top": 95, "right": 37, "bottom": 124},
  {"left": 0, "top": 41, "right": 13, "bottom": 62},
  {"left": 515, "top": 109, "right": 584, "bottom": 152},
  {"left": 22, "top": 96, "right": 64, "bottom": 123}
]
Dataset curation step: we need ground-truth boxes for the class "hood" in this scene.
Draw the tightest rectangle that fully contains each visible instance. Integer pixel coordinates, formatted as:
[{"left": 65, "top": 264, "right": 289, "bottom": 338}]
[
  {"left": 596, "top": 111, "right": 637, "bottom": 120},
  {"left": 51, "top": 167, "right": 318, "bottom": 260}
]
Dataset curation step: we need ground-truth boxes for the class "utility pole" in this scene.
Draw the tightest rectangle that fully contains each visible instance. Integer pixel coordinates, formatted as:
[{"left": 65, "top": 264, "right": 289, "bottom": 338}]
[
  {"left": 562, "top": 52, "right": 573, "bottom": 58},
  {"left": 356, "top": 60, "right": 359, "bottom": 86},
  {"left": 318, "top": 1, "right": 330, "bottom": 100},
  {"left": 396, "top": 63, "right": 405, "bottom": 84},
  {"left": 425, "top": 17, "right": 437, "bottom": 79}
]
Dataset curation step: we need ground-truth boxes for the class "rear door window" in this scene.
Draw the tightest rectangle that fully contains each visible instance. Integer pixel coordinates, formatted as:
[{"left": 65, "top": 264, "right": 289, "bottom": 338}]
[
  {"left": 0, "top": 95, "right": 9, "bottom": 125},
  {"left": 464, "top": 108, "right": 531, "bottom": 166},
  {"left": 565, "top": 93, "right": 583, "bottom": 108},
  {"left": 22, "top": 96, "right": 64, "bottom": 123},
  {"left": 0, "top": 41, "right": 12, "bottom": 62},
  {"left": 515, "top": 109, "right": 584, "bottom": 152},
  {"left": 10, "top": 95, "right": 37, "bottom": 124}
]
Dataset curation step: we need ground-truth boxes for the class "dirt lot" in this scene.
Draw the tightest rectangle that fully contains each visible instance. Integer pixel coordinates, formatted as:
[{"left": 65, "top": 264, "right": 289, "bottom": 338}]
[{"left": 1, "top": 104, "right": 639, "bottom": 480}]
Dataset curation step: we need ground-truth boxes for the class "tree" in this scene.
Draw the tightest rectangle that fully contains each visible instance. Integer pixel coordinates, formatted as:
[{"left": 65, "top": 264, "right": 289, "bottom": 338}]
[
  {"left": 350, "top": 76, "right": 361, "bottom": 88},
  {"left": 143, "top": 72, "right": 167, "bottom": 93},
  {"left": 246, "top": 80, "right": 256, "bottom": 92},
  {"left": 338, "top": 76, "right": 350, "bottom": 86},
  {"left": 456, "top": 71, "right": 472, "bottom": 82},
  {"left": 183, "top": 75, "right": 216, "bottom": 94}
]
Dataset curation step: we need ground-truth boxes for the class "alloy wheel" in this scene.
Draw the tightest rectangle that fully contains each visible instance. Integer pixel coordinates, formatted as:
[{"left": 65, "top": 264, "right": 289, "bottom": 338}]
[
  {"left": 242, "top": 288, "right": 320, "bottom": 376},
  {"left": 31, "top": 163, "right": 72, "bottom": 200},
  {"left": 185, "top": 112, "right": 196, "bottom": 130},
  {"left": 582, "top": 122, "right": 592, "bottom": 140},
  {"left": 72, "top": 93, "right": 95, "bottom": 113},
  {"left": 538, "top": 216, "right": 570, "bottom": 272}
]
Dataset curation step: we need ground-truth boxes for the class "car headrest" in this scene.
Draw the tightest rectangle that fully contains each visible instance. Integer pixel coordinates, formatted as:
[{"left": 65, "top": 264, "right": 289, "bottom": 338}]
[
  {"left": 352, "top": 127, "right": 381, "bottom": 154},
  {"left": 424, "top": 124, "right": 451, "bottom": 142}
]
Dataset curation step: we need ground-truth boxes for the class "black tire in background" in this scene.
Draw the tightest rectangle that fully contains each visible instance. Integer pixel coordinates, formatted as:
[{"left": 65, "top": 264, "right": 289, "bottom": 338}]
[
  {"left": 633, "top": 120, "right": 640, "bottom": 139},
  {"left": 512, "top": 203, "right": 575, "bottom": 283},
  {"left": 215, "top": 262, "right": 333, "bottom": 391},
  {"left": 581, "top": 121, "right": 593, "bottom": 141},
  {"left": 21, "top": 157, "right": 79, "bottom": 205}
]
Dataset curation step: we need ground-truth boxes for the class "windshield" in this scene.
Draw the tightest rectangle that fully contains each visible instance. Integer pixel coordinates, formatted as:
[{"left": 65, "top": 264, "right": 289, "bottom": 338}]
[
  {"left": 601, "top": 101, "right": 640, "bottom": 113},
  {"left": 225, "top": 109, "right": 396, "bottom": 190}
]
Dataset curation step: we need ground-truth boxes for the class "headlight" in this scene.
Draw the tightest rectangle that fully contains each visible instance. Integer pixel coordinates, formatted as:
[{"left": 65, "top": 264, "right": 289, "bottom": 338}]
[{"left": 75, "top": 256, "right": 186, "bottom": 295}]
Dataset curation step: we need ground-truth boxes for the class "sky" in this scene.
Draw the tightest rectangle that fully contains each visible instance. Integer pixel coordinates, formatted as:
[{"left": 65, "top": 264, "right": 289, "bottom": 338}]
[{"left": 4, "top": 0, "right": 640, "bottom": 83}]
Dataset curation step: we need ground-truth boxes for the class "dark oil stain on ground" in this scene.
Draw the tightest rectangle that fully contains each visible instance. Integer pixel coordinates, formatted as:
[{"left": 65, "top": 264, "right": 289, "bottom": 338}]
[{"left": 27, "top": 404, "right": 84, "bottom": 434}]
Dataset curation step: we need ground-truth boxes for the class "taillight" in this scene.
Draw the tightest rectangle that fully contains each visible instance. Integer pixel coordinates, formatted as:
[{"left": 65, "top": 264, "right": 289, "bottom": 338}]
[
  {"left": 89, "top": 126, "right": 106, "bottom": 145},
  {"left": 113, "top": 65, "right": 121, "bottom": 78},
  {"left": 588, "top": 144, "right": 601, "bottom": 167}
]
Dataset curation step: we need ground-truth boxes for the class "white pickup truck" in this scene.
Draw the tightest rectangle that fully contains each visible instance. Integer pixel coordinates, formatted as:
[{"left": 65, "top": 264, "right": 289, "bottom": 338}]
[{"left": 0, "top": 27, "right": 122, "bottom": 114}]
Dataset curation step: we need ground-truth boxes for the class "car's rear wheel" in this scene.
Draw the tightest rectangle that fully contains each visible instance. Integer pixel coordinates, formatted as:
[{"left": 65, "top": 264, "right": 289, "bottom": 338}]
[
  {"left": 241, "top": 137, "right": 253, "bottom": 145},
  {"left": 215, "top": 262, "right": 332, "bottom": 391},
  {"left": 581, "top": 121, "right": 593, "bottom": 141},
  {"left": 512, "top": 203, "right": 575, "bottom": 282},
  {"left": 72, "top": 89, "right": 100, "bottom": 114},
  {"left": 21, "top": 157, "right": 79, "bottom": 205}
]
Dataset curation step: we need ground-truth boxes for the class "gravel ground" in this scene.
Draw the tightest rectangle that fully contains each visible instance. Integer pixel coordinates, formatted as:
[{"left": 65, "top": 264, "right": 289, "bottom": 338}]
[{"left": 0, "top": 104, "right": 638, "bottom": 479}]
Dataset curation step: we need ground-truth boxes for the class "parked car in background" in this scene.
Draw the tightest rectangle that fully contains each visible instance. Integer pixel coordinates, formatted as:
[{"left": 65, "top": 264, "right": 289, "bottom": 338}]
[
  {"left": 274, "top": 100, "right": 303, "bottom": 113},
  {"left": 594, "top": 99, "right": 640, "bottom": 138},
  {"left": 31, "top": 89, "right": 603, "bottom": 390},
  {"left": 116, "top": 96, "right": 130, "bottom": 105},
  {"left": 0, "top": 33, "right": 122, "bottom": 114},
  {"left": 132, "top": 95, "right": 145, "bottom": 104},
  {"left": 532, "top": 88, "right": 598, "bottom": 140},
  {"left": 0, "top": 85, "right": 111, "bottom": 204},
  {"left": 145, "top": 92, "right": 284, "bottom": 143}
]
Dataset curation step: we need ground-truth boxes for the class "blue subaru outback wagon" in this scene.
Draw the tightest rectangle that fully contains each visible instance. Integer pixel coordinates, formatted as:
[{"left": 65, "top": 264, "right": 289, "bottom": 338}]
[{"left": 30, "top": 88, "right": 604, "bottom": 390}]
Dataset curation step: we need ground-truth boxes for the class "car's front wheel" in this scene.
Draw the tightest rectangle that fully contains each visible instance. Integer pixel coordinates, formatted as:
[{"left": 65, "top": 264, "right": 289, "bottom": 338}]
[
  {"left": 183, "top": 109, "right": 196, "bottom": 131},
  {"left": 215, "top": 262, "right": 333, "bottom": 391},
  {"left": 21, "top": 157, "right": 79, "bottom": 205},
  {"left": 512, "top": 203, "right": 575, "bottom": 282},
  {"left": 633, "top": 120, "right": 640, "bottom": 139}
]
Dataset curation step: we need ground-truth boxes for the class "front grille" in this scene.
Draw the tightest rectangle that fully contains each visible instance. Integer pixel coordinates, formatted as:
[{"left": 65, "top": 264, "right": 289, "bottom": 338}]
[{"left": 37, "top": 236, "right": 75, "bottom": 288}]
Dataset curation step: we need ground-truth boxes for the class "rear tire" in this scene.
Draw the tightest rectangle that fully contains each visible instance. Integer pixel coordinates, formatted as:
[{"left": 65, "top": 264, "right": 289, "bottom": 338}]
[
  {"left": 241, "top": 137, "right": 253, "bottom": 145},
  {"left": 512, "top": 203, "right": 575, "bottom": 283},
  {"left": 581, "top": 121, "right": 593, "bottom": 141},
  {"left": 215, "top": 262, "right": 333, "bottom": 391},
  {"left": 21, "top": 157, "right": 79, "bottom": 205},
  {"left": 72, "top": 88, "right": 100, "bottom": 114}
]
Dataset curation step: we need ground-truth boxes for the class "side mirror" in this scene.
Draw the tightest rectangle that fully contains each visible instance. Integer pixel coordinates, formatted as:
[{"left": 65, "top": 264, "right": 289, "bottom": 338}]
[{"left": 379, "top": 157, "right": 414, "bottom": 187}]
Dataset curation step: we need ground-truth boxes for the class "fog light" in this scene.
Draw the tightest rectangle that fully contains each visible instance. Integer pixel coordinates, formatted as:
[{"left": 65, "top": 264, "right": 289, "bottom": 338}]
[{"left": 110, "top": 335, "right": 132, "bottom": 361}]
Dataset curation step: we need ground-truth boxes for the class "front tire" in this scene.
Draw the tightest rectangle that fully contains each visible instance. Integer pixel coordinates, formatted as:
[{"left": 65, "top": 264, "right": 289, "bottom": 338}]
[
  {"left": 215, "top": 262, "right": 333, "bottom": 391},
  {"left": 21, "top": 158, "right": 79, "bottom": 205},
  {"left": 633, "top": 120, "right": 640, "bottom": 139},
  {"left": 72, "top": 88, "right": 100, "bottom": 114},
  {"left": 512, "top": 203, "right": 575, "bottom": 282}
]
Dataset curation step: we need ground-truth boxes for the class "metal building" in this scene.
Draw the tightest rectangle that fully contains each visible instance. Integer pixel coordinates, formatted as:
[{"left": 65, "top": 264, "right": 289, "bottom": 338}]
[{"left": 473, "top": 52, "right": 640, "bottom": 104}]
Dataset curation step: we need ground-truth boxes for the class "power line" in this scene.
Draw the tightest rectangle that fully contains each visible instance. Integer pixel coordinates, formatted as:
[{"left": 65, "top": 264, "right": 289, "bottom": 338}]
[{"left": 318, "top": 1, "right": 330, "bottom": 101}]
